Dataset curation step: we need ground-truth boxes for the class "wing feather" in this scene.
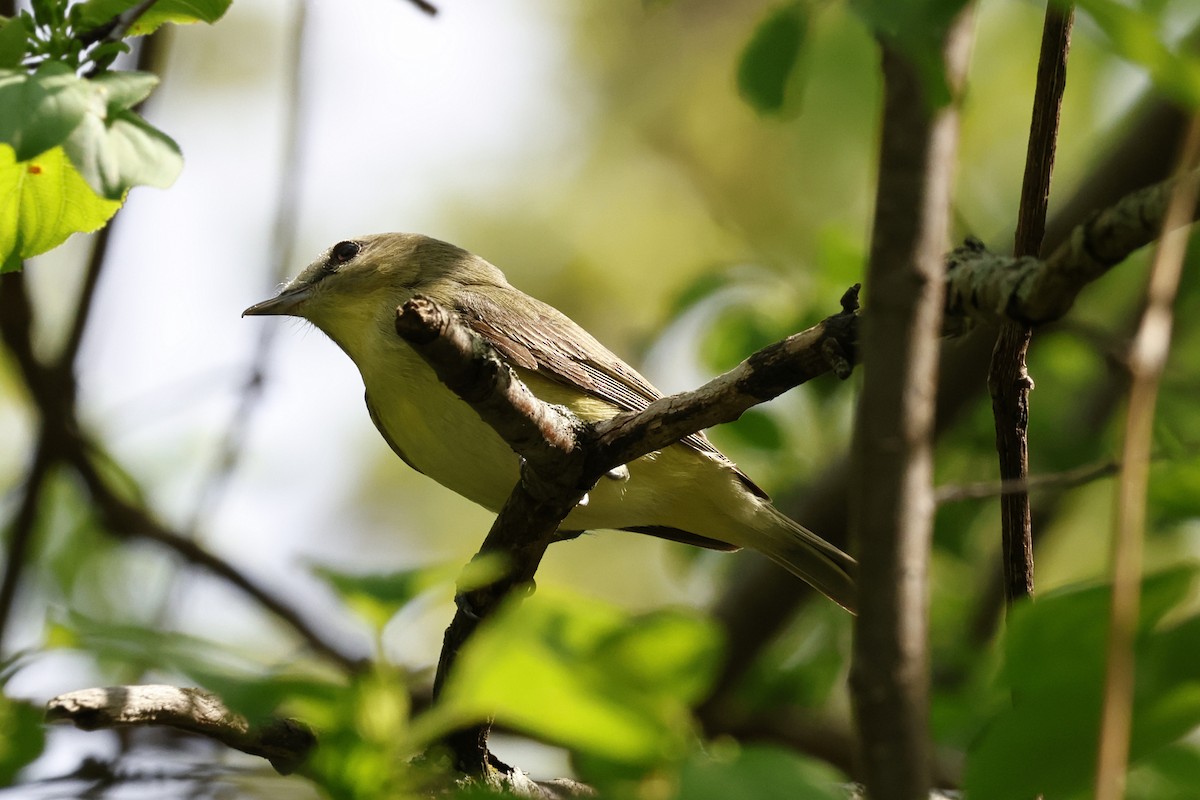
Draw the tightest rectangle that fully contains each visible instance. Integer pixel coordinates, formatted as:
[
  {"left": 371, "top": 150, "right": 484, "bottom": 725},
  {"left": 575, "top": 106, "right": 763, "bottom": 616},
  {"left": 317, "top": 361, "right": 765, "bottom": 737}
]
[{"left": 454, "top": 285, "right": 769, "bottom": 499}]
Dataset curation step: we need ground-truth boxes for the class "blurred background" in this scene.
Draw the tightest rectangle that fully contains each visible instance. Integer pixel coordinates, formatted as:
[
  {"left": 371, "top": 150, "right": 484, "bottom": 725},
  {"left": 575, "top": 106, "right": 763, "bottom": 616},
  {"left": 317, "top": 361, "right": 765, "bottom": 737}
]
[{"left": 3, "top": 0, "right": 1200, "bottom": 796}]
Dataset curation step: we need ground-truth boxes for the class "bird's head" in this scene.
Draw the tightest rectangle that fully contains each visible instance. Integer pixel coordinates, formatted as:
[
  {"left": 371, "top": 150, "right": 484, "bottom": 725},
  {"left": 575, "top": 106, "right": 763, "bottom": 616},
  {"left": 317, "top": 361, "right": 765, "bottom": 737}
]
[{"left": 243, "top": 232, "right": 505, "bottom": 355}]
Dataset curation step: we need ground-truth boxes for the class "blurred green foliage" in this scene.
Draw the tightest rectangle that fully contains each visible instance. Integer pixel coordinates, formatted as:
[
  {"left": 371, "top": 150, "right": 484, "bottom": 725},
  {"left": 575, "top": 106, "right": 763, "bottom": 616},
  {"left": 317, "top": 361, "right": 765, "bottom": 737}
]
[{"left": 965, "top": 567, "right": 1200, "bottom": 800}]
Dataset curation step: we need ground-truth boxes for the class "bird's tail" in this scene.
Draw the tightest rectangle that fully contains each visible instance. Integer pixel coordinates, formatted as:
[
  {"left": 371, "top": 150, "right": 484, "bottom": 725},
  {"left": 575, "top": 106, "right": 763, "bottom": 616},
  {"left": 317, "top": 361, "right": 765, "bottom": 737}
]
[{"left": 751, "top": 504, "right": 858, "bottom": 614}]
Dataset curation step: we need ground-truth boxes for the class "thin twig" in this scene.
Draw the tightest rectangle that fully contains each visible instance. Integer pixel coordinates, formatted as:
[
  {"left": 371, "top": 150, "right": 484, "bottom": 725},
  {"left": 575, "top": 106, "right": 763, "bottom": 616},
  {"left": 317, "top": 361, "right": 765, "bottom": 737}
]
[
  {"left": 935, "top": 459, "right": 1117, "bottom": 504},
  {"left": 987, "top": 1, "right": 1074, "bottom": 605},
  {"left": 0, "top": 440, "right": 54, "bottom": 654},
  {"left": 402, "top": 0, "right": 439, "bottom": 15},
  {"left": 77, "top": 0, "right": 161, "bottom": 46},
  {"left": 185, "top": 1, "right": 311, "bottom": 535},
  {"left": 0, "top": 272, "right": 58, "bottom": 656},
  {"left": 65, "top": 446, "right": 367, "bottom": 675},
  {"left": 1094, "top": 114, "right": 1200, "bottom": 800}
]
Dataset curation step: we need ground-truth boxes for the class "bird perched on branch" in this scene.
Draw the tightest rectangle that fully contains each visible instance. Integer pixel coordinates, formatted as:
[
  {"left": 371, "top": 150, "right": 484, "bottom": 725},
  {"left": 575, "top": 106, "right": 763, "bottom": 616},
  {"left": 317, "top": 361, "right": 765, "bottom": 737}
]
[{"left": 245, "top": 233, "right": 857, "bottom": 611}]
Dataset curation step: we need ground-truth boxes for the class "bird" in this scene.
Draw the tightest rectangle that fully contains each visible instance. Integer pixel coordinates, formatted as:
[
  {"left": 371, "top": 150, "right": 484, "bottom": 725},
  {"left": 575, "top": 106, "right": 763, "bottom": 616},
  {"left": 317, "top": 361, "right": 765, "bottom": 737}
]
[{"left": 244, "top": 233, "right": 857, "bottom": 612}]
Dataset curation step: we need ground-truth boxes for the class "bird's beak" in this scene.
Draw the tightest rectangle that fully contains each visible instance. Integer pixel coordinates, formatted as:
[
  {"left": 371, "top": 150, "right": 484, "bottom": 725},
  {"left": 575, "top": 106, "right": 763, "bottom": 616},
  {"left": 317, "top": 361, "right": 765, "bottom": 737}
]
[{"left": 242, "top": 285, "right": 311, "bottom": 317}]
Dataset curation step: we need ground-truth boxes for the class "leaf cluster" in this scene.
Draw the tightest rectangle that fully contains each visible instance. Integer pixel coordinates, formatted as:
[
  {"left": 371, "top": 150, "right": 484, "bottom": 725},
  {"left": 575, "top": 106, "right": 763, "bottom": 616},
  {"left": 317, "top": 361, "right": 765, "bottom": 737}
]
[{"left": 0, "top": 0, "right": 230, "bottom": 272}]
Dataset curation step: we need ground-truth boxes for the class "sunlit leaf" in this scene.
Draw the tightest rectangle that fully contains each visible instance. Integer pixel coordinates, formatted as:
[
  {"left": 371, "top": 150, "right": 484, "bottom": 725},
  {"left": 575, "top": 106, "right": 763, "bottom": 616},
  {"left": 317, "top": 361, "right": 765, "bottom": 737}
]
[
  {"left": 596, "top": 609, "right": 723, "bottom": 705},
  {"left": 433, "top": 591, "right": 722, "bottom": 764},
  {"left": 311, "top": 555, "right": 505, "bottom": 632},
  {"left": 0, "top": 144, "right": 121, "bottom": 272},
  {"left": 184, "top": 665, "right": 347, "bottom": 726},
  {"left": 74, "top": 0, "right": 232, "bottom": 37}
]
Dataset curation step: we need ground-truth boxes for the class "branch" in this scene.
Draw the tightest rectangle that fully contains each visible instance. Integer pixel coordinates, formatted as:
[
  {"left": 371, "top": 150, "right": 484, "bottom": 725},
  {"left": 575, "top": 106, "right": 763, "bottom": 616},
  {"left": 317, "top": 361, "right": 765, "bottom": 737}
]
[
  {"left": 77, "top": 0, "right": 161, "bottom": 46},
  {"left": 703, "top": 92, "right": 1191, "bottom": 729},
  {"left": 0, "top": 269, "right": 366, "bottom": 675},
  {"left": 187, "top": 2, "right": 312, "bottom": 535},
  {"left": 591, "top": 286, "right": 859, "bottom": 464},
  {"left": 45, "top": 685, "right": 316, "bottom": 775},
  {"left": 66, "top": 448, "right": 367, "bottom": 675},
  {"left": 394, "top": 290, "right": 860, "bottom": 773},
  {"left": 945, "top": 168, "right": 1200, "bottom": 329},
  {"left": 934, "top": 459, "right": 1118, "bottom": 504},
  {"left": 987, "top": 0, "right": 1074, "bottom": 608},
  {"left": 1095, "top": 115, "right": 1200, "bottom": 800},
  {"left": 849, "top": 11, "right": 973, "bottom": 797},
  {"left": 402, "top": 0, "right": 438, "bottom": 15}
]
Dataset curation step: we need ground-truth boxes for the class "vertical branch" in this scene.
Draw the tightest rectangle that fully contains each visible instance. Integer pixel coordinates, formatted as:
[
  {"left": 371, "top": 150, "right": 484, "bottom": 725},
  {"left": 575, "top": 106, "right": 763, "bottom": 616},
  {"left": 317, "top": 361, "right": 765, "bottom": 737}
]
[
  {"left": 185, "top": 0, "right": 312, "bottom": 533},
  {"left": 988, "top": 3, "right": 1074, "bottom": 606},
  {"left": 0, "top": 273, "right": 50, "bottom": 654},
  {"left": 1094, "top": 116, "right": 1200, "bottom": 800},
  {"left": 849, "top": 13, "right": 972, "bottom": 799}
]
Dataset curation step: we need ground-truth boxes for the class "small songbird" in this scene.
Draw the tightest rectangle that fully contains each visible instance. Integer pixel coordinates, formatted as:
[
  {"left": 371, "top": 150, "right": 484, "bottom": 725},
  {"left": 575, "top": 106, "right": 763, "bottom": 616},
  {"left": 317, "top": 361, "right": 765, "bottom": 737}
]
[{"left": 244, "top": 234, "right": 857, "bottom": 611}]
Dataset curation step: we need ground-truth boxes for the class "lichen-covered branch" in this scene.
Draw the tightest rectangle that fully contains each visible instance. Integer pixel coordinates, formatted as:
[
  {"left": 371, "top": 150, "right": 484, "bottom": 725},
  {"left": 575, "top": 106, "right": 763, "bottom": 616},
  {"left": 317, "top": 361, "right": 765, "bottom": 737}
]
[
  {"left": 45, "top": 685, "right": 317, "bottom": 775},
  {"left": 945, "top": 169, "right": 1200, "bottom": 329}
]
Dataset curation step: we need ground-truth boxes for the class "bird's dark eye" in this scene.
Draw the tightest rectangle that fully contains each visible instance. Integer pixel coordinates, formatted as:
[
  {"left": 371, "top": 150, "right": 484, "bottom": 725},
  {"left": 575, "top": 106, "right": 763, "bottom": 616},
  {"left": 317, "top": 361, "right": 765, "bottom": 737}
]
[{"left": 328, "top": 240, "right": 360, "bottom": 268}]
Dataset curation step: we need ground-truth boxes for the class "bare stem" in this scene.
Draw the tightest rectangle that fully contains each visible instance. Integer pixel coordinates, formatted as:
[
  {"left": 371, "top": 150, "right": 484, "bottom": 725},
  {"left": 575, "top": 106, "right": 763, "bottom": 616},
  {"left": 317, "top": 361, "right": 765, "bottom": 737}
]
[
  {"left": 987, "top": 1, "right": 1074, "bottom": 606},
  {"left": 1094, "top": 114, "right": 1200, "bottom": 800}
]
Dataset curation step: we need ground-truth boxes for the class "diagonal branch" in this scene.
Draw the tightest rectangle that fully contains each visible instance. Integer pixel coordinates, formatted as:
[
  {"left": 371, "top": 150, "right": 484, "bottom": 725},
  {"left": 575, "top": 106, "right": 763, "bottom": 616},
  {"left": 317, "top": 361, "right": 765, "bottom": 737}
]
[
  {"left": 393, "top": 290, "right": 860, "bottom": 774},
  {"left": 0, "top": 265, "right": 366, "bottom": 676},
  {"left": 65, "top": 446, "right": 367, "bottom": 675}
]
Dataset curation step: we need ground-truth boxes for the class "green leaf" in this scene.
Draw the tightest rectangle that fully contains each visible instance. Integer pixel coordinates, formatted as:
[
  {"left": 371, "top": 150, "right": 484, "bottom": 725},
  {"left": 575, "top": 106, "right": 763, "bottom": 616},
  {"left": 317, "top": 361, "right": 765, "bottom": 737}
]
[
  {"left": 431, "top": 591, "right": 722, "bottom": 765},
  {"left": 724, "top": 408, "right": 785, "bottom": 452},
  {"left": 184, "top": 665, "right": 347, "bottom": 726},
  {"left": 0, "top": 695, "right": 44, "bottom": 786},
  {"left": 90, "top": 69, "right": 158, "bottom": 110},
  {"left": 668, "top": 269, "right": 738, "bottom": 317},
  {"left": 677, "top": 743, "right": 845, "bottom": 800},
  {"left": 0, "top": 62, "right": 91, "bottom": 161},
  {"left": 0, "top": 144, "right": 121, "bottom": 272},
  {"left": 1075, "top": 0, "right": 1200, "bottom": 108},
  {"left": 311, "top": 556, "right": 505, "bottom": 632},
  {"left": 38, "top": 68, "right": 180, "bottom": 197},
  {"left": 0, "top": 16, "right": 30, "bottom": 70},
  {"left": 31, "top": 0, "right": 65, "bottom": 29},
  {"left": 63, "top": 106, "right": 181, "bottom": 198},
  {"left": 74, "top": 0, "right": 232, "bottom": 38},
  {"left": 964, "top": 566, "right": 1200, "bottom": 800},
  {"left": 736, "top": 2, "right": 808, "bottom": 116},
  {"left": 1128, "top": 744, "right": 1200, "bottom": 800}
]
